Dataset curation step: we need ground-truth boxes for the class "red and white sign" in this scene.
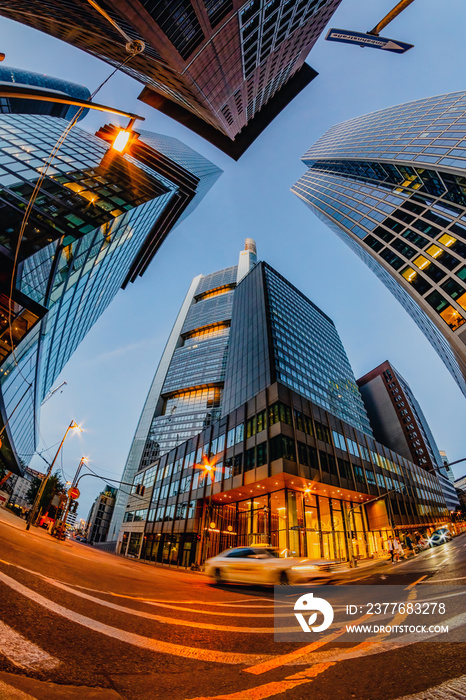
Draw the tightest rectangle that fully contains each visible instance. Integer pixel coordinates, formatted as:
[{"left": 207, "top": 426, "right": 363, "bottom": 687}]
[{"left": 67, "top": 487, "right": 80, "bottom": 500}]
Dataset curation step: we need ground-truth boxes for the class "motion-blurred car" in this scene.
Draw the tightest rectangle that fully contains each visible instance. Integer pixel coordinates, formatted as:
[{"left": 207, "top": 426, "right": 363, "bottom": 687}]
[
  {"left": 205, "top": 546, "right": 343, "bottom": 585},
  {"left": 429, "top": 528, "right": 452, "bottom": 546}
]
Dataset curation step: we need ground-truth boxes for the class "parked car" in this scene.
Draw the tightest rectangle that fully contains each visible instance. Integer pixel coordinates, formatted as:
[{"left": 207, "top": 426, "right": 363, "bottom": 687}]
[
  {"left": 205, "top": 546, "right": 343, "bottom": 586},
  {"left": 429, "top": 528, "right": 452, "bottom": 546}
]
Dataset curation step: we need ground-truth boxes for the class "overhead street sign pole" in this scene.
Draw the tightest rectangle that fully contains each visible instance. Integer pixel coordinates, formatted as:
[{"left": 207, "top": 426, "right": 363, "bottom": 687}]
[
  {"left": 326, "top": 0, "right": 415, "bottom": 54},
  {"left": 368, "top": 0, "right": 415, "bottom": 37}
]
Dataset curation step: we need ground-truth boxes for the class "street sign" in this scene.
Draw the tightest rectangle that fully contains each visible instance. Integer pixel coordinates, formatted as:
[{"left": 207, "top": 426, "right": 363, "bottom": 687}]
[
  {"left": 325, "top": 28, "right": 413, "bottom": 54},
  {"left": 290, "top": 526, "right": 317, "bottom": 532},
  {"left": 68, "top": 486, "right": 80, "bottom": 500}
]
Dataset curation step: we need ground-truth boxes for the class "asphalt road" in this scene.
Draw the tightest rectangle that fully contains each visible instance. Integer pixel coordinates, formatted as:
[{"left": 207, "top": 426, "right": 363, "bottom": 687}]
[{"left": 0, "top": 508, "right": 464, "bottom": 700}]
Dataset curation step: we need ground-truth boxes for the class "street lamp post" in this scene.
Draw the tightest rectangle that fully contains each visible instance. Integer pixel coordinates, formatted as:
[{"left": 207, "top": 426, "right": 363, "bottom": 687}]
[
  {"left": 26, "top": 421, "right": 81, "bottom": 530},
  {"left": 53, "top": 456, "right": 87, "bottom": 537}
]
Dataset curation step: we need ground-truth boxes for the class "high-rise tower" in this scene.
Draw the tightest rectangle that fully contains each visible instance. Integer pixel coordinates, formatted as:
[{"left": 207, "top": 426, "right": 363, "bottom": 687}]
[
  {"left": 357, "top": 361, "right": 460, "bottom": 512},
  {"left": 0, "top": 0, "right": 342, "bottom": 158},
  {"left": 0, "top": 100, "right": 221, "bottom": 475},
  {"left": 292, "top": 91, "right": 466, "bottom": 398},
  {"left": 108, "top": 240, "right": 373, "bottom": 540},
  {"left": 112, "top": 245, "right": 449, "bottom": 565}
]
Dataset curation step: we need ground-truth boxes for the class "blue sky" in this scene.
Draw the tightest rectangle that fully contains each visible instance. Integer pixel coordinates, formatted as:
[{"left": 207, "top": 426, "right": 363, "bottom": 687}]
[{"left": 3, "top": 0, "right": 465, "bottom": 518}]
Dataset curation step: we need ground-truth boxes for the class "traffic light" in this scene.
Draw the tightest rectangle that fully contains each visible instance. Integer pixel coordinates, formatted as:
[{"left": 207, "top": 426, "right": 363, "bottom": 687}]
[{"left": 196, "top": 534, "right": 201, "bottom": 541}]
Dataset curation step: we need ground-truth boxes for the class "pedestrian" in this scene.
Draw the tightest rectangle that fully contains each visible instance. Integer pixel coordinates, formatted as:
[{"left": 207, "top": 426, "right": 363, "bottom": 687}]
[
  {"left": 414, "top": 531, "right": 421, "bottom": 545},
  {"left": 387, "top": 536, "right": 395, "bottom": 563},
  {"left": 394, "top": 537, "right": 404, "bottom": 561},
  {"left": 405, "top": 533, "right": 416, "bottom": 556}
]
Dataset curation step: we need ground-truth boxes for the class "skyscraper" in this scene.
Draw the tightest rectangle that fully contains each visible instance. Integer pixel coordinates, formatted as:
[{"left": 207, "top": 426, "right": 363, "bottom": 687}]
[
  {"left": 113, "top": 245, "right": 450, "bottom": 565},
  {"left": 292, "top": 91, "right": 466, "bottom": 398},
  {"left": 109, "top": 240, "right": 375, "bottom": 542},
  {"left": 0, "top": 0, "right": 342, "bottom": 158},
  {"left": 0, "top": 65, "right": 90, "bottom": 121},
  {"left": 109, "top": 240, "right": 258, "bottom": 539},
  {"left": 0, "top": 109, "right": 221, "bottom": 476},
  {"left": 357, "top": 361, "right": 460, "bottom": 512}
]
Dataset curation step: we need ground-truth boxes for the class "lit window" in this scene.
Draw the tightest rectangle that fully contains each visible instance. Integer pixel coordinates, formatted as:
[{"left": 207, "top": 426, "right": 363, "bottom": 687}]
[
  {"left": 439, "top": 305, "right": 465, "bottom": 331},
  {"left": 426, "top": 244, "right": 443, "bottom": 259},
  {"left": 402, "top": 267, "right": 417, "bottom": 281},
  {"left": 438, "top": 233, "right": 456, "bottom": 248},
  {"left": 413, "top": 255, "right": 430, "bottom": 270}
]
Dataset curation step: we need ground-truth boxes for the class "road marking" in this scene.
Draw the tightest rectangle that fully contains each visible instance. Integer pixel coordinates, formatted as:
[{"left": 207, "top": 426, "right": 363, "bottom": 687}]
[
  {"left": 406, "top": 575, "right": 427, "bottom": 589},
  {"left": 43, "top": 576, "right": 280, "bottom": 633},
  {"left": 244, "top": 613, "right": 372, "bottom": 675},
  {"left": 395, "top": 674, "right": 466, "bottom": 699},
  {"left": 190, "top": 661, "right": 336, "bottom": 700},
  {"left": 0, "top": 570, "right": 269, "bottom": 665},
  {"left": 0, "top": 558, "right": 284, "bottom": 616},
  {"left": 0, "top": 618, "right": 60, "bottom": 671},
  {"left": 420, "top": 576, "right": 466, "bottom": 582}
]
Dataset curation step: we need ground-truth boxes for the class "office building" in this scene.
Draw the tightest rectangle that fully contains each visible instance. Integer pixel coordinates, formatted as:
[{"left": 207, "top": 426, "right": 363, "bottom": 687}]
[
  {"left": 292, "top": 91, "right": 466, "bottom": 398},
  {"left": 108, "top": 241, "right": 373, "bottom": 541},
  {"left": 0, "top": 0, "right": 342, "bottom": 158},
  {"left": 439, "top": 450, "right": 456, "bottom": 484},
  {"left": 86, "top": 485, "right": 117, "bottom": 543},
  {"left": 115, "top": 248, "right": 450, "bottom": 565},
  {"left": 108, "top": 240, "right": 258, "bottom": 540},
  {"left": 0, "top": 65, "right": 90, "bottom": 121},
  {"left": 357, "top": 361, "right": 460, "bottom": 512},
  {"left": 0, "top": 107, "right": 221, "bottom": 476}
]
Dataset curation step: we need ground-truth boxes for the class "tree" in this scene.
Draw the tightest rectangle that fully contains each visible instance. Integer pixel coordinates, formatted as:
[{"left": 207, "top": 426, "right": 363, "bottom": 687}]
[
  {"left": 25, "top": 472, "right": 66, "bottom": 516},
  {"left": 25, "top": 476, "right": 41, "bottom": 505}
]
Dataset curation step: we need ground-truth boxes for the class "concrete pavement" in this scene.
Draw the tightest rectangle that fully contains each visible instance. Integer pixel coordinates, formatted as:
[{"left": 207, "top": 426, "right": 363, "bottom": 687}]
[{"left": 0, "top": 506, "right": 464, "bottom": 699}]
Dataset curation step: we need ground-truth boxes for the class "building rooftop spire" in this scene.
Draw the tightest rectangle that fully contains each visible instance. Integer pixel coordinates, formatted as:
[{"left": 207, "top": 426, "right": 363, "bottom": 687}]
[{"left": 237, "top": 239, "right": 257, "bottom": 283}]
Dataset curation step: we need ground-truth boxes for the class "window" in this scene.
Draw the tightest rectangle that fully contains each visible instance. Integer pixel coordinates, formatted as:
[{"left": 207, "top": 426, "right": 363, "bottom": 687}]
[
  {"left": 257, "top": 442, "right": 267, "bottom": 467},
  {"left": 270, "top": 435, "right": 296, "bottom": 462},
  {"left": 332, "top": 431, "right": 347, "bottom": 451},
  {"left": 245, "top": 447, "right": 256, "bottom": 471},
  {"left": 297, "top": 442, "right": 308, "bottom": 466},
  {"left": 315, "top": 421, "right": 331, "bottom": 444}
]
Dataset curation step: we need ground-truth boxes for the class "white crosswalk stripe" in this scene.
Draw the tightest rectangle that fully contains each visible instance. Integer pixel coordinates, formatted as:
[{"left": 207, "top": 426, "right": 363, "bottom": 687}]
[
  {"left": 0, "top": 619, "right": 59, "bottom": 671},
  {"left": 0, "top": 570, "right": 268, "bottom": 665}
]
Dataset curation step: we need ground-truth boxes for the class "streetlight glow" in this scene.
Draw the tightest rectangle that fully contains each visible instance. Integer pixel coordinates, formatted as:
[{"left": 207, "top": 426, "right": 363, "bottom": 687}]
[{"left": 112, "top": 129, "right": 131, "bottom": 152}]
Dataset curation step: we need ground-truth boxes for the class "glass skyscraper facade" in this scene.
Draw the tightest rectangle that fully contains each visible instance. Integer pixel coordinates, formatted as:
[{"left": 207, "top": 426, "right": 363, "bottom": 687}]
[
  {"left": 109, "top": 242, "right": 258, "bottom": 541},
  {"left": 0, "top": 65, "right": 90, "bottom": 121},
  {"left": 0, "top": 112, "right": 221, "bottom": 476},
  {"left": 222, "top": 261, "right": 372, "bottom": 435},
  {"left": 292, "top": 91, "right": 466, "bottom": 398},
  {"left": 0, "top": 0, "right": 341, "bottom": 157},
  {"left": 109, "top": 245, "right": 451, "bottom": 568}
]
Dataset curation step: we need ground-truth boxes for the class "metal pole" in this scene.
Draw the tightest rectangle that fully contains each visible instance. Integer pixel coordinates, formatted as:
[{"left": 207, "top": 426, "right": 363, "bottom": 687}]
[
  {"left": 53, "top": 456, "right": 86, "bottom": 538},
  {"left": 26, "top": 421, "right": 78, "bottom": 530},
  {"left": 0, "top": 88, "right": 144, "bottom": 121},
  {"left": 368, "top": 0, "right": 415, "bottom": 36}
]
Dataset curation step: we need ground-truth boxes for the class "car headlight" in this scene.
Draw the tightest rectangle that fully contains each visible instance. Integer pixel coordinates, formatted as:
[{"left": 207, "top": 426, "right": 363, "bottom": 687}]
[{"left": 290, "top": 565, "right": 317, "bottom": 571}]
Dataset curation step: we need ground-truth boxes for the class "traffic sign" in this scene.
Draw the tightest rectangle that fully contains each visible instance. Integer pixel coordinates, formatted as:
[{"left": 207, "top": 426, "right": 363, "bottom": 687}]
[
  {"left": 326, "top": 28, "right": 413, "bottom": 54},
  {"left": 68, "top": 486, "right": 80, "bottom": 500}
]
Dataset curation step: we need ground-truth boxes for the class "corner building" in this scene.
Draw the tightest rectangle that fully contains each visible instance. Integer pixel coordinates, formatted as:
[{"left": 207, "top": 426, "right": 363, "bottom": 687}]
[
  {"left": 357, "top": 361, "right": 460, "bottom": 512},
  {"left": 0, "top": 109, "right": 221, "bottom": 475},
  {"left": 0, "top": 0, "right": 341, "bottom": 158},
  {"left": 292, "top": 91, "right": 466, "bottom": 398},
  {"left": 116, "top": 248, "right": 449, "bottom": 565}
]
